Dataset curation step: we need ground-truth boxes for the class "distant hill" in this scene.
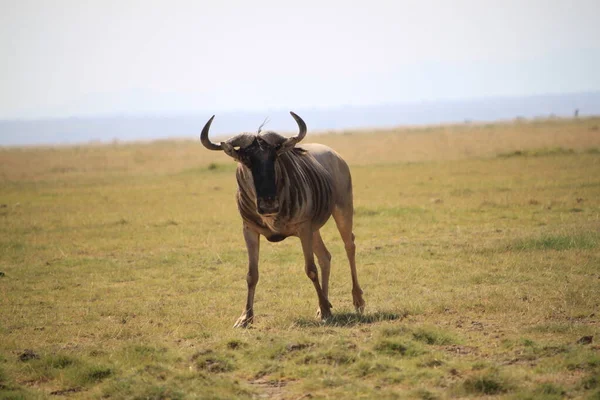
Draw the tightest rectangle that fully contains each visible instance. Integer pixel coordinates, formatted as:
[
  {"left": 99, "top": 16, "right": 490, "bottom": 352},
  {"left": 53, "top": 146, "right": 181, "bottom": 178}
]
[{"left": 1, "top": 91, "right": 599, "bottom": 146}]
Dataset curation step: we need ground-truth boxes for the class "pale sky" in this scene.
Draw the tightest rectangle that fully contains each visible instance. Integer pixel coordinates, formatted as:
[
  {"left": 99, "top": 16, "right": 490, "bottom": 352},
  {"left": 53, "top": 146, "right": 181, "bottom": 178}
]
[{"left": 1, "top": 0, "right": 599, "bottom": 119}]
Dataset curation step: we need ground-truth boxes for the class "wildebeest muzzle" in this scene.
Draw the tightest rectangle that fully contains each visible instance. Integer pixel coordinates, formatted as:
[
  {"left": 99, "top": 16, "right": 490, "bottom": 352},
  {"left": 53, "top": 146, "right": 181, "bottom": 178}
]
[{"left": 257, "top": 196, "right": 279, "bottom": 215}]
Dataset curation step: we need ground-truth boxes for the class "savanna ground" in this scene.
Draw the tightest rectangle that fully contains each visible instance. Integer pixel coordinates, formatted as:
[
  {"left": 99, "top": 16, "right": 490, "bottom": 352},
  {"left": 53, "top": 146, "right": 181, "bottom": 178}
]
[{"left": 1, "top": 117, "right": 600, "bottom": 399}]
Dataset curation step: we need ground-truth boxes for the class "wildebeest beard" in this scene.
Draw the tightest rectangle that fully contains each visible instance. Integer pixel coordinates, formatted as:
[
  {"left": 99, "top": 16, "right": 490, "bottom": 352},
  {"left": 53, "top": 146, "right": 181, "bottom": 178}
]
[{"left": 235, "top": 146, "right": 334, "bottom": 237}]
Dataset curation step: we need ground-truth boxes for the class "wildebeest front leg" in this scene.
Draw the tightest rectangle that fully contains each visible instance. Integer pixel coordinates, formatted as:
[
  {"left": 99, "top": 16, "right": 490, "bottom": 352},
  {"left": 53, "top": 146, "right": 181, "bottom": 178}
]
[
  {"left": 299, "top": 228, "right": 332, "bottom": 320},
  {"left": 234, "top": 224, "right": 260, "bottom": 328}
]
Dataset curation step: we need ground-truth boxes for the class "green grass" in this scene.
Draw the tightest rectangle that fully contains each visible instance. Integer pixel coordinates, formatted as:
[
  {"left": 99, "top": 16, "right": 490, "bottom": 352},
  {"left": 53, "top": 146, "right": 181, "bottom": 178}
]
[
  {"left": 509, "top": 232, "right": 599, "bottom": 251},
  {"left": 1, "top": 118, "right": 600, "bottom": 398}
]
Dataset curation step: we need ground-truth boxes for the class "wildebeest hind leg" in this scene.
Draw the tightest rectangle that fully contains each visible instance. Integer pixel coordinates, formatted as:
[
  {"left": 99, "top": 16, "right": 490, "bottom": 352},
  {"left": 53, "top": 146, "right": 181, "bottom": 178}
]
[
  {"left": 332, "top": 205, "right": 365, "bottom": 313},
  {"left": 299, "top": 227, "right": 332, "bottom": 320},
  {"left": 313, "top": 230, "right": 332, "bottom": 317}
]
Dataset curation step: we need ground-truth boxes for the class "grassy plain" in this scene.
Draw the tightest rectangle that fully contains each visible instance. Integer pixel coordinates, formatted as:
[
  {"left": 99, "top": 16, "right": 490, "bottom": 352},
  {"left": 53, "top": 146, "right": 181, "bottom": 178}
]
[{"left": 1, "top": 117, "right": 600, "bottom": 399}]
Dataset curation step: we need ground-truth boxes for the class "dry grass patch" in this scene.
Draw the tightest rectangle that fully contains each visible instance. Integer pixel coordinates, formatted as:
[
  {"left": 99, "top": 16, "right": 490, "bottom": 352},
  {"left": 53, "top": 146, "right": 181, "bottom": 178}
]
[{"left": 1, "top": 117, "right": 599, "bottom": 398}]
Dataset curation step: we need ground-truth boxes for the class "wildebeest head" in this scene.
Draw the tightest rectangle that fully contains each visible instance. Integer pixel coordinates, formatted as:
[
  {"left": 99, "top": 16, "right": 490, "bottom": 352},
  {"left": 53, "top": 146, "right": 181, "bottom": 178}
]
[{"left": 200, "top": 112, "right": 307, "bottom": 215}]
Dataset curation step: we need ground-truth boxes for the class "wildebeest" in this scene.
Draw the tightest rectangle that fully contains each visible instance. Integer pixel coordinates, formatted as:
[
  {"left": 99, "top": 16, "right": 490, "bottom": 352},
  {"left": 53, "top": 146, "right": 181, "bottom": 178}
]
[{"left": 200, "top": 112, "right": 365, "bottom": 327}]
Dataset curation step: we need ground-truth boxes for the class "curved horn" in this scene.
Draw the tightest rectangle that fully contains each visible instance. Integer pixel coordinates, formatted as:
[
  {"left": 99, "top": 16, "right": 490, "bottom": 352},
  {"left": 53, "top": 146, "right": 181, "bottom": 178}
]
[
  {"left": 200, "top": 115, "right": 223, "bottom": 151},
  {"left": 277, "top": 112, "right": 308, "bottom": 154},
  {"left": 289, "top": 111, "right": 307, "bottom": 143}
]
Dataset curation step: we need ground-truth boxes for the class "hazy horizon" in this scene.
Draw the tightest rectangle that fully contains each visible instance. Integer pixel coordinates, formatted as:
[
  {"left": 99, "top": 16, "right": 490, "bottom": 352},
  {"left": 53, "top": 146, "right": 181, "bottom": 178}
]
[
  {"left": 2, "top": 91, "right": 599, "bottom": 146},
  {"left": 0, "top": 89, "right": 594, "bottom": 122}
]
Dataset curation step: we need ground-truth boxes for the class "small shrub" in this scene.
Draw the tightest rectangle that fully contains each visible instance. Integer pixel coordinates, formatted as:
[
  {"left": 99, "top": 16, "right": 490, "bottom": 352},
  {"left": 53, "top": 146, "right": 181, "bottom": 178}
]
[
  {"left": 412, "top": 327, "right": 455, "bottom": 345},
  {"left": 303, "top": 348, "right": 356, "bottom": 366},
  {"left": 471, "top": 362, "right": 488, "bottom": 371},
  {"left": 498, "top": 150, "right": 524, "bottom": 157},
  {"left": 226, "top": 339, "right": 246, "bottom": 350},
  {"left": 414, "top": 388, "right": 438, "bottom": 400},
  {"left": 497, "top": 147, "right": 575, "bottom": 158},
  {"left": 353, "top": 361, "right": 392, "bottom": 377},
  {"left": 194, "top": 353, "right": 235, "bottom": 373},
  {"left": 581, "top": 375, "right": 598, "bottom": 390},
  {"left": 535, "top": 382, "right": 566, "bottom": 396},
  {"left": 133, "top": 385, "right": 185, "bottom": 400},
  {"left": 81, "top": 366, "right": 113, "bottom": 383},
  {"left": 567, "top": 354, "right": 600, "bottom": 371},
  {"left": 254, "top": 362, "right": 281, "bottom": 379},
  {"left": 380, "top": 326, "right": 410, "bottom": 337},
  {"left": 285, "top": 342, "right": 313, "bottom": 352},
  {"left": 374, "top": 340, "right": 421, "bottom": 357},
  {"left": 375, "top": 340, "right": 408, "bottom": 355},
  {"left": 417, "top": 358, "right": 444, "bottom": 368},
  {"left": 463, "top": 374, "right": 510, "bottom": 395},
  {"left": 18, "top": 349, "right": 40, "bottom": 362},
  {"left": 521, "top": 338, "right": 536, "bottom": 347},
  {"left": 46, "top": 354, "right": 77, "bottom": 369}
]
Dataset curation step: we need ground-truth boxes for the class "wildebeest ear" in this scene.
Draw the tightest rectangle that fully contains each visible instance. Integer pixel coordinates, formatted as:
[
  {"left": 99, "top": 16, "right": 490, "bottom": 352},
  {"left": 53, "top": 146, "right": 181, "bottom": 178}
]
[
  {"left": 276, "top": 139, "right": 297, "bottom": 155},
  {"left": 221, "top": 142, "right": 241, "bottom": 160}
]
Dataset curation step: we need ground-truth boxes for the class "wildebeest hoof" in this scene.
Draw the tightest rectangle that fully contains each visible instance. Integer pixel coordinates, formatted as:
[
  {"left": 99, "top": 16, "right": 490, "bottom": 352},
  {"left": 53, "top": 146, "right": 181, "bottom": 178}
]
[
  {"left": 316, "top": 308, "right": 332, "bottom": 321},
  {"left": 234, "top": 314, "right": 253, "bottom": 328},
  {"left": 353, "top": 292, "right": 365, "bottom": 314},
  {"left": 354, "top": 301, "right": 366, "bottom": 314}
]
